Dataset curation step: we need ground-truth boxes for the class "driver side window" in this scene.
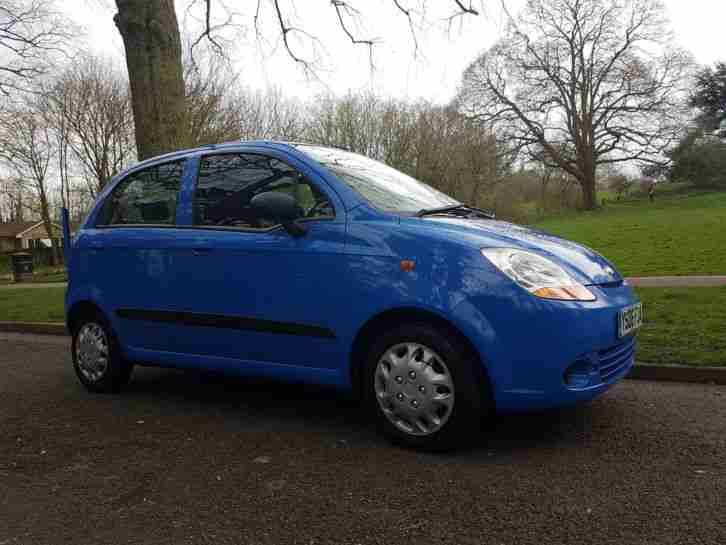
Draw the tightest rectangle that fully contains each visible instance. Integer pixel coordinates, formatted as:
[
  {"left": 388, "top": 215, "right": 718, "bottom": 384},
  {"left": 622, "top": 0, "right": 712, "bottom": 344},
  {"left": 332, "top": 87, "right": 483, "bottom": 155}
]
[{"left": 193, "top": 153, "right": 334, "bottom": 229}]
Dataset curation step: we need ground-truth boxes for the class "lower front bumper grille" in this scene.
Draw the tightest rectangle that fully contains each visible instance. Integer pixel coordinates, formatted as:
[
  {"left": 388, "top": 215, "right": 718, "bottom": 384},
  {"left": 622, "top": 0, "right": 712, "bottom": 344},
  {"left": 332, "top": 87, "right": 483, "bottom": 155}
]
[{"left": 599, "top": 336, "right": 636, "bottom": 382}]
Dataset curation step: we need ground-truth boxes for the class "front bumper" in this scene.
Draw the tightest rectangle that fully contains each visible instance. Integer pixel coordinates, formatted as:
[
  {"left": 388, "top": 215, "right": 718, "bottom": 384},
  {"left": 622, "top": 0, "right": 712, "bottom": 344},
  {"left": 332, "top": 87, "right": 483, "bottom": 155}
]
[
  {"left": 460, "top": 282, "right": 640, "bottom": 412},
  {"left": 495, "top": 335, "right": 636, "bottom": 412}
]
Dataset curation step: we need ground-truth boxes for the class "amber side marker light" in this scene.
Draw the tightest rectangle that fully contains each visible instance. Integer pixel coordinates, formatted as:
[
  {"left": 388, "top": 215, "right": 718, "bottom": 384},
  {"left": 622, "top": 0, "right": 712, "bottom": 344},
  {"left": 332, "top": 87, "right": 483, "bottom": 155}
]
[
  {"left": 400, "top": 260, "right": 416, "bottom": 272},
  {"left": 532, "top": 285, "right": 596, "bottom": 301}
]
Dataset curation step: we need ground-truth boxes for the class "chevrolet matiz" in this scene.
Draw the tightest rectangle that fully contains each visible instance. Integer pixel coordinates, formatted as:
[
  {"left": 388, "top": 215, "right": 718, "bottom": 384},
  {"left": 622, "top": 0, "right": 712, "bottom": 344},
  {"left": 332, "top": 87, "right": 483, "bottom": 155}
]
[{"left": 63, "top": 141, "right": 642, "bottom": 450}]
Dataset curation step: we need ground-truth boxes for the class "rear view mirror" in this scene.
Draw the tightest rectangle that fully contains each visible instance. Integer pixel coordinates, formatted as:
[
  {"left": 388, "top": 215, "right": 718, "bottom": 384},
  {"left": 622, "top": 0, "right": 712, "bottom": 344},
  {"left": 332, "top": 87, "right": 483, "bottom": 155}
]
[{"left": 250, "top": 191, "right": 306, "bottom": 237}]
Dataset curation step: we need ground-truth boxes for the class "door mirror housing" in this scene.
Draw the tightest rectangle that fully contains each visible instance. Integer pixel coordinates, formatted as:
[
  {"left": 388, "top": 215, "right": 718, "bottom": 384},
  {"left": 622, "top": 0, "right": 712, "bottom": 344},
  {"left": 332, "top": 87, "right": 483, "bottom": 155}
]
[{"left": 250, "top": 191, "right": 307, "bottom": 237}]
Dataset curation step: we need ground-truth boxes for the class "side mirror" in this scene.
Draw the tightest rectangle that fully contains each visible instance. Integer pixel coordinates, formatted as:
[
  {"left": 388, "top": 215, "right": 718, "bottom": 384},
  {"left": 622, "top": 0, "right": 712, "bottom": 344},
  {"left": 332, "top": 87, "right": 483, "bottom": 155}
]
[{"left": 250, "top": 191, "right": 306, "bottom": 237}]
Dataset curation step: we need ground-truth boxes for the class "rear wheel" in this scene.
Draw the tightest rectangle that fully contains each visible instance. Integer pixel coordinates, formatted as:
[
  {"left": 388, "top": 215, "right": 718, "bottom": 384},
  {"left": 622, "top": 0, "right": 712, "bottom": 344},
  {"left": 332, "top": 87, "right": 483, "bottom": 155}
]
[
  {"left": 72, "top": 311, "right": 132, "bottom": 393},
  {"left": 363, "top": 323, "right": 488, "bottom": 451}
]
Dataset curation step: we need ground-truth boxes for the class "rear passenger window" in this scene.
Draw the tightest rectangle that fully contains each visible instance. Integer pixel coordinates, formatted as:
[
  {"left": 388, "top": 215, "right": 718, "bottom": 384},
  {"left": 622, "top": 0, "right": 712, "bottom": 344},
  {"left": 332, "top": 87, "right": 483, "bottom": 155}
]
[
  {"left": 97, "top": 161, "right": 184, "bottom": 226},
  {"left": 194, "top": 153, "right": 334, "bottom": 229}
]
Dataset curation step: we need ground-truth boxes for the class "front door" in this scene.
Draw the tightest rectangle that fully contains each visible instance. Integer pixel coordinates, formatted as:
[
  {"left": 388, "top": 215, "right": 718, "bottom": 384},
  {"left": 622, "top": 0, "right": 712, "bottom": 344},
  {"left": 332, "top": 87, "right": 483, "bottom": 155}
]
[{"left": 165, "top": 151, "right": 349, "bottom": 371}]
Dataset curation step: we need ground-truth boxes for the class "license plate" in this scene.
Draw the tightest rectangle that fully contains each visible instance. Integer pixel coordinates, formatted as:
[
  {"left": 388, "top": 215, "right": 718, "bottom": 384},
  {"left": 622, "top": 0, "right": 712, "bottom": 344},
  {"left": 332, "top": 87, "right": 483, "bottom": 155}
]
[{"left": 618, "top": 303, "right": 643, "bottom": 338}]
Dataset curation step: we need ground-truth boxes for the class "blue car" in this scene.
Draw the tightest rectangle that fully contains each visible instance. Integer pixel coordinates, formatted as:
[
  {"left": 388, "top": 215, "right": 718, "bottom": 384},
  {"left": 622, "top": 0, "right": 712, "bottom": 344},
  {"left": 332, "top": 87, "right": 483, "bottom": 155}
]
[{"left": 63, "top": 141, "right": 642, "bottom": 450}]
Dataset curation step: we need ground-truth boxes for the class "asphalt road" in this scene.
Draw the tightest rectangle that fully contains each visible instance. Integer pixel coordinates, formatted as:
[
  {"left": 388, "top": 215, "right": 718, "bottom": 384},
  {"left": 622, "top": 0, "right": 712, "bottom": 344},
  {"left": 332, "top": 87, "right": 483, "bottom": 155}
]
[{"left": 1, "top": 333, "right": 725, "bottom": 545}]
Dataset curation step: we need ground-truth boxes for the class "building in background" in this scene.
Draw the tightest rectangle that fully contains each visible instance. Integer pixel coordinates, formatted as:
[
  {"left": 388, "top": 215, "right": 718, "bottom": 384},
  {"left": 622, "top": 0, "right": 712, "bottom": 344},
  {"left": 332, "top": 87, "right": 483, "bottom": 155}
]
[{"left": 0, "top": 221, "right": 64, "bottom": 253}]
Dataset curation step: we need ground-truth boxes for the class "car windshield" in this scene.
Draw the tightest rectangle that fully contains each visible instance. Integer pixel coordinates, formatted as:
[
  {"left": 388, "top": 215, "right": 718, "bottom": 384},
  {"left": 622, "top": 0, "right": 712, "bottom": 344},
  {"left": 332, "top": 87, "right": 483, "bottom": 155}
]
[{"left": 296, "top": 145, "right": 459, "bottom": 214}]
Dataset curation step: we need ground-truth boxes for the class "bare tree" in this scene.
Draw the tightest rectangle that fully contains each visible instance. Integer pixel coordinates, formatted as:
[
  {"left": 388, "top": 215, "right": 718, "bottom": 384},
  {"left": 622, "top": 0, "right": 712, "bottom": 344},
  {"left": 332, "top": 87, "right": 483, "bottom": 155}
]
[
  {"left": 51, "top": 94, "right": 72, "bottom": 213},
  {"left": 45, "top": 57, "right": 135, "bottom": 197},
  {"left": 0, "top": 178, "right": 26, "bottom": 223},
  {"left": 111, "top": 0, "right": 482, "bottom": 160},
  {"left": 0, "top": 0, "right": 74, "bottom": 96},
  {"left": 458, "top": 0, "right": 694, "bottom": 209},
  {"left": 0, "top": 98, "right": 60, "bottom": 264},
  {"left": 183, "top": 52, "right": 246, "bottom": 146},
  {"left": 305, "top": 93, "right": 503, "bottom": 206},
  {"left": 210, "top": 85, "right": 304, "bottom": 142}
]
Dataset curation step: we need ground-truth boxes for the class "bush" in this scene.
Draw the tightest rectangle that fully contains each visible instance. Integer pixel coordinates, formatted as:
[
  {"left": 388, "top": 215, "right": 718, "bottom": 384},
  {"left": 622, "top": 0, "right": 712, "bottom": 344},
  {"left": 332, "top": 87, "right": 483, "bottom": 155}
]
[{"left": 476, "top": 170, "right": 582, "bottom": 223}]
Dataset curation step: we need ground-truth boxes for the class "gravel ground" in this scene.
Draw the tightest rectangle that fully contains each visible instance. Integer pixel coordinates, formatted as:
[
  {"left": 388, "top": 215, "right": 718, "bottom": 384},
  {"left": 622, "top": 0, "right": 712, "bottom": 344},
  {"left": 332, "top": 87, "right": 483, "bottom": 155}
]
[{"left": 1, "top": 332, "right": 724, "bottom": 545}]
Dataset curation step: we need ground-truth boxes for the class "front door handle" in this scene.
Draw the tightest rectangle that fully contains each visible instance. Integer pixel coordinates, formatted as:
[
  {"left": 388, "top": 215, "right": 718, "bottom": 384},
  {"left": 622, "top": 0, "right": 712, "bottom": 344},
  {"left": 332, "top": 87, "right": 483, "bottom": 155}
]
[{"left": 192, "top": 248, "right": 212, "bottom": 256}]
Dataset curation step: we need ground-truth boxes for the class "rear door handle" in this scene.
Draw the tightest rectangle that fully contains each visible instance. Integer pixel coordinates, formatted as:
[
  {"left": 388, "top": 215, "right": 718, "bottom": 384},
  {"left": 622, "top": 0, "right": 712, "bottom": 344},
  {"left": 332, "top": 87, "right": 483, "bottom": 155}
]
[
  {"left": 90, "top": 246, "right": 104, "bottom": 253},
  {"left": 192, "top": 248, "right": 212, "bottom": 256}
]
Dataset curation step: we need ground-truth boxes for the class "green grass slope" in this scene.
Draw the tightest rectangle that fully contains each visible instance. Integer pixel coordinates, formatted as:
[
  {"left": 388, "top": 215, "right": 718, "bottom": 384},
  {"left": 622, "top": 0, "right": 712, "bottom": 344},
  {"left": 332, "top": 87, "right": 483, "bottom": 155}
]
[
  {"left": 636, "top": 286, "right": 726, "bottom": 366},
  {"left": 534, "top": 191, "right": 726, "bottom": 277}
]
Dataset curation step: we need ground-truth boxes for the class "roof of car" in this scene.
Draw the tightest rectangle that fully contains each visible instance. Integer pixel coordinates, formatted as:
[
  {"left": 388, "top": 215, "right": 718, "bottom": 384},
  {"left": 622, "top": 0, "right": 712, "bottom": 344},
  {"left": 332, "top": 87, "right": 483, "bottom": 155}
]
[
  {"left": 129, "top": 141, "right": 321, "bottom": 170},
  {"left": 115, "top": 141, "right": 358, "bottom": 194}
]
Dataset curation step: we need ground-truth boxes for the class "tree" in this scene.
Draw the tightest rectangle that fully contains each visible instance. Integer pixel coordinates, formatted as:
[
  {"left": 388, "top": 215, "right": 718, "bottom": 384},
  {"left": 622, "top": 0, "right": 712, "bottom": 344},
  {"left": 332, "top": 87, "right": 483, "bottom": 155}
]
[
  {"left": 458, "top": 0, "right": 693, "bottom": 209},
  {"left": 0, "top": 98, "right": 61, "bottom": 264},
  {"left": 668, "top": 130, "right": 726, "bottom": 189},
  {"left": 690, "top": 61, "right": 726, "bottom": 132},
  {"left": 45, "top": 57, "right": 135, "bottom": 198},
  {"left": 113, "top": 0, "right": 186, "bottom": 161},
  {"left": 305, "top": 93, "right": 503, "bottom": 206},
  {"left": 0, "top": 178, "right": 26, "bottom": 223},
  {"left": 111, "top": 0, "right": 481, "bottom": 161},
  {"left": 0, "top": 0, "right": 73, "bottom": 96},
  {"left": 184, "top": 54, "right": 307, "bottom": 146}
]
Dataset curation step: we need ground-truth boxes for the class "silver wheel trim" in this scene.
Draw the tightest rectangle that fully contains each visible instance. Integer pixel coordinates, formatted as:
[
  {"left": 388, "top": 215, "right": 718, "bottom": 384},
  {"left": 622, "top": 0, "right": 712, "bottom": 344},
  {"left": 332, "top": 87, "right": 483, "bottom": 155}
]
[
  {"left": 374, "top": 342, "right": 455, "bottom": 437},
  {"left": 75, "top": 322, "right": 109, "bottom": 383}
]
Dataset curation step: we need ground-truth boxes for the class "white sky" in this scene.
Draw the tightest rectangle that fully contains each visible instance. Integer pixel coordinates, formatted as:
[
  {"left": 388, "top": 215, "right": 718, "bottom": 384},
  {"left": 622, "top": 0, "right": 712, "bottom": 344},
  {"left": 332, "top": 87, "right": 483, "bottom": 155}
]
[{"left": 64, "top": 0, "right": 726, "bottom": 103}]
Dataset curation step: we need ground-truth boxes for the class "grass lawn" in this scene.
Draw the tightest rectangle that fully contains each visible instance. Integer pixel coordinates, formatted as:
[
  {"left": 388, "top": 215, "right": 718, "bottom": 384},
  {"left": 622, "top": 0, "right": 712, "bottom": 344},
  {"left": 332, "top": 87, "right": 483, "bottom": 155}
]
[
  {"left": 1, "top": 285, "right": 724, "bottom": 367},
  {"left": 534, "top": 191, "right": 726, "bottom": 277},
  {"left": 0, "top": 270, "right": 68, "bottom": 285},
  {"left": 635, "top": 286, "right": 726, "bottom": 367},
  {"left": 0, "top": 286, "right": 65, "bottom": 323}
]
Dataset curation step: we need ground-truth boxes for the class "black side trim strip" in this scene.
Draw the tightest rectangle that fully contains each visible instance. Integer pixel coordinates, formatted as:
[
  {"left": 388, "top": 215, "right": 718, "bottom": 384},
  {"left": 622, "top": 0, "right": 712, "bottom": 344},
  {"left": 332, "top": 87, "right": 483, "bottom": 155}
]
[{"left": 116, "top": 309, "right": 336, "bottom": 339}]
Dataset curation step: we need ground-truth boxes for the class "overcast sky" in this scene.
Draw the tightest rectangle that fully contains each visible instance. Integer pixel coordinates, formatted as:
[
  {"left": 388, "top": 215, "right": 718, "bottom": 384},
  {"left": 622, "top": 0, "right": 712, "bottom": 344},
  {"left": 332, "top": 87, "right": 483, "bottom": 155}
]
[{"left": 65, "top": 0, "right": 726, "bottom": 103}]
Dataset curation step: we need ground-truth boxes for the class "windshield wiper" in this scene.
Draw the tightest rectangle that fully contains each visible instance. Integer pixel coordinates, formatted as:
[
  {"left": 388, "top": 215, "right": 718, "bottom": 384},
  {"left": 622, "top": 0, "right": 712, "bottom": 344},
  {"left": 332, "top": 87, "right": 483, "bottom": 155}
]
[{"left": 416, "top": 204, "right": 495, "bottom": 219}]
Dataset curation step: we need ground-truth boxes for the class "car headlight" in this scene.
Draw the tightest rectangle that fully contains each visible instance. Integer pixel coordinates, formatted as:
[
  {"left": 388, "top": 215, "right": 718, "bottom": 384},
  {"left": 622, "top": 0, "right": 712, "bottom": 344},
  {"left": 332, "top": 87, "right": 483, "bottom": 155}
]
[{"left": 480, "top": 248, "right": 596, "bottom": 301}]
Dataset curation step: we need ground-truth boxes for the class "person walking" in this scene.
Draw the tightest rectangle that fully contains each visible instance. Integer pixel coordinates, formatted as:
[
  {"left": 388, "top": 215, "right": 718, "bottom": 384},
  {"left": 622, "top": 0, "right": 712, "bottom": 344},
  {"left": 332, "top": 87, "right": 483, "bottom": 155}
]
[{"left": 648, "top": 181, "right": 655, "bottom": 203}]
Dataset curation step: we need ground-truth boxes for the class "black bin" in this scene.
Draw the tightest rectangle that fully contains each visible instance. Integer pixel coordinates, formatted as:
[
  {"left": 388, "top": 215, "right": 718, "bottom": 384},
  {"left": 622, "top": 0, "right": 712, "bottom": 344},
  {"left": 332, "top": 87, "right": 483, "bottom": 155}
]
[{"left": 11, "top": 252, "right": 33, "bottom": 282}]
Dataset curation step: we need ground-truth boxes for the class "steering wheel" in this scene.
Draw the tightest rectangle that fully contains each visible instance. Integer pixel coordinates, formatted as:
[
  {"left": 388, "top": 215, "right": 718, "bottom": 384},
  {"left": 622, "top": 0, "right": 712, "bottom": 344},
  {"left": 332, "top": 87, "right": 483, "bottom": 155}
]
[{"left": 307, "top": 199, "right": 331, "bottom": 218}]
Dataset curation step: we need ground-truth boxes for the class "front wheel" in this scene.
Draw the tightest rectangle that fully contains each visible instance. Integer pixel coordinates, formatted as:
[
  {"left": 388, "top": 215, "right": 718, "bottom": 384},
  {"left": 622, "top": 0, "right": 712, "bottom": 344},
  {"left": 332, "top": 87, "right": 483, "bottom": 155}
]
[
  {"left": 363, "top": 323, "right": 488, "bottom": 451},
  {"left": 72, "top": 312, "right": 132, "bottom": 393}
]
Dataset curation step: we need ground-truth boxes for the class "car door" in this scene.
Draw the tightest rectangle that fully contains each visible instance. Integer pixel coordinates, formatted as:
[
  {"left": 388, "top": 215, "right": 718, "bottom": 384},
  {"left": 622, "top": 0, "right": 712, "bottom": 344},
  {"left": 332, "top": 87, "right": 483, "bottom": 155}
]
[
  {"left": 162, "top": 150, "right": 350, "bottom": 372},
  {"left": 81, "top": 159, "right": 191, "bottom": 353}
]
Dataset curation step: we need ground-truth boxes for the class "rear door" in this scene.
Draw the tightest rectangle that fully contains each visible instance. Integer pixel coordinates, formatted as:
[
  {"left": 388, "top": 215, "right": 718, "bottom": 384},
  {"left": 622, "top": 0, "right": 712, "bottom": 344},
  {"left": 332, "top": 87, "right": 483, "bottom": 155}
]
[
  {"left": 83, "top": 159, "right": 190, "bottom": 352},
  {"left": 165, "top": 150, "right": 349, "bottom": 371}
]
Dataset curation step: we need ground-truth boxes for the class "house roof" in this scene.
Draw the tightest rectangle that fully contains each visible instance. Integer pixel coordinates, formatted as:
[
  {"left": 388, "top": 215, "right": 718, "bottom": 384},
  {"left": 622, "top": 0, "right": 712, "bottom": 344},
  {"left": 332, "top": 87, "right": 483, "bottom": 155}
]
[
  {"left": 0, "top": 222, "right": 40, "bottom": 238},
  {"left": 0, "top": 221, "right": 65, "bottom": 239}
]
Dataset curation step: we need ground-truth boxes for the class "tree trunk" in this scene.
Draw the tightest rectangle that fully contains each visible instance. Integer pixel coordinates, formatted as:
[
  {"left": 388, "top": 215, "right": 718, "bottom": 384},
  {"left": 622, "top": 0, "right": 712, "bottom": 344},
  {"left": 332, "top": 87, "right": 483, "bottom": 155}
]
[
  {"left": 580, "top": 169, "right": 598, "bottom": 210},
  {"left": 38, "top": 187, "right": 57, "bottom": 267},
  {"left": 114, "top": 0, "right": 186, "bottom": 160},
  {"left": 51, "top": 237, "right": 62, "bottom": 266}
]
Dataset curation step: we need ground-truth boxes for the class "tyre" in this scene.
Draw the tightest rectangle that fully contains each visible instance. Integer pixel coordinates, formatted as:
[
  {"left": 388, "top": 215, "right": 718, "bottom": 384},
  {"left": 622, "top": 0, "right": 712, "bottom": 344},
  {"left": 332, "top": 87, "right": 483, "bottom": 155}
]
[
  {"left": 72, "top": 310, "right": 133, "bottom": 393},
  {"left": 363, "top": 323, "right": 489, "bottom": 451}
]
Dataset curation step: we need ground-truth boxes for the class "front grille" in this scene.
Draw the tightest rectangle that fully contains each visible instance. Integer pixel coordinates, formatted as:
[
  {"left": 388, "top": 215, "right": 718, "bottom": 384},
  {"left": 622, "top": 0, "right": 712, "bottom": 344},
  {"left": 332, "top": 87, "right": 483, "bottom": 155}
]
[{"left": 599, "top": 336, "right": 636, "bottom": 382}]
